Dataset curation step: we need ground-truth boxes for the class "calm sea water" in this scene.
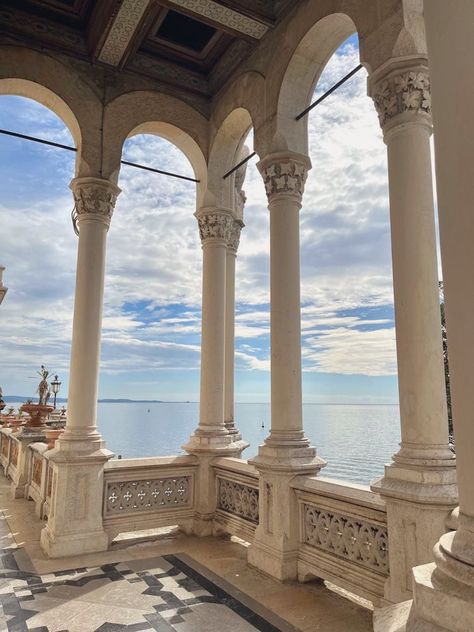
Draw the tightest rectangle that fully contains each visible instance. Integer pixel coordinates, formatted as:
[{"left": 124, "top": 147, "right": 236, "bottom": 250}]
[{"left": 96, "top": 402, "right": 400, "bottom": 486}]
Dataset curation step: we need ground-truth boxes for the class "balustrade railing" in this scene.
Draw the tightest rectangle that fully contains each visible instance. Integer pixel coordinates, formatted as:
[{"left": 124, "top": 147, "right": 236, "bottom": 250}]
[
  {"left": 292, "top": 476, "right": 389, "bottom": 605},
  {"left": 103, "top": 455, "right": 198, "bottom": 541},
  {"left": 26, "top": 442, "right": 51, "bottom": 518},
  {"left": 213, "top": 457, "right": 259, "bottom": 543}
]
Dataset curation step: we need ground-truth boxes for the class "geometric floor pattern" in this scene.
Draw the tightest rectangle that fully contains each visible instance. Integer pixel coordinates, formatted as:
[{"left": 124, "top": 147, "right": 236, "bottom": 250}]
[{"left": 0, "top": 544, "right": 294, "bottom": 631}]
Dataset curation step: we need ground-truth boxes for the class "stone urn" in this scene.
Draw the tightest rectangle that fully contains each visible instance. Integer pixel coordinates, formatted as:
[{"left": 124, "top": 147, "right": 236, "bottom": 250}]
[
  {"left": 43, "top": 427, "right": 64, "bottom": 449},
  {"left": 20, "top": 403, "right": 54, "bottom": 429}
]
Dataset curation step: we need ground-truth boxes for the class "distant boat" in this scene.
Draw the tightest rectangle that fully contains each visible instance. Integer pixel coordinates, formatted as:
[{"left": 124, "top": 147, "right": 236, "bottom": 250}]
[{"left": 147, "top": 409, "right": 150, "bottom": 413}]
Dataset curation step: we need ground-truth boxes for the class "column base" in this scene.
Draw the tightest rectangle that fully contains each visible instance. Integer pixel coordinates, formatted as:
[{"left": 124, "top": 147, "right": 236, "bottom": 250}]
[
  {"left": 371, "top": 452, "right": 457, "bottom": 603},
  {"left": 183, "top": 429, "right": 248, "bottom": 457},
  {"left": 249, "top": 432, "right": 326, "bottom": 474}
]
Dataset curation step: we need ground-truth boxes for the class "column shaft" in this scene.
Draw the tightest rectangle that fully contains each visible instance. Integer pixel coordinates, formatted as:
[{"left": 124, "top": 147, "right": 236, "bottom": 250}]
[
  {"left": 386, "top": 121, "right": 450, "bottom": 456},
  {"left": 224, "top": 245, "right": 236, "bottom": 428},
  {"left": 66, "top": 219, "right": 108, "bottom": 437},
  {"left": 184, "top": 207, "right": 243, "bottom": 455},
  {"left": 199, "top": 239, "right": 227, "bottom": 433},
  {"left": 269, "top": 196, "right": 303, "bottom": 438}
]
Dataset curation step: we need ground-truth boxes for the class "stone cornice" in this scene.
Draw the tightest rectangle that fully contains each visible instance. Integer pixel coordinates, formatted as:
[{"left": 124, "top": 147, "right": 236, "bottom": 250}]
[
  {"left": 70, "top": 178, "right": 121, "bottom": 230},
  {"left": 369, "top": 60, "right": 431, "bottom": 130},
  {"left": 257, "top": 152, "right": 311, "bottom": 202},
  {"left": 195, "top": 208, "right": 234, "bottom": 243}
]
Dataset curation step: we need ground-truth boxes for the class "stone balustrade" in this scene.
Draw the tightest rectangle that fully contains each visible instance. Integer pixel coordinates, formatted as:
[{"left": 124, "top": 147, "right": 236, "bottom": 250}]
[
  {"left": 213, "top": 457, "right": 260, "bottom": 543},
  {"left": 102, "top": 455, "right": 198, "bottom": 542},
  {"left": 291, "top": 476, "right": 389, "bottom": 605}
]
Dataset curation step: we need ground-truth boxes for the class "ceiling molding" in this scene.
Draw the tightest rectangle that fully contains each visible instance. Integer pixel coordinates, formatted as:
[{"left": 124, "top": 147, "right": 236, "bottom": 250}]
[
  {"left": 164, "top": 0, "right": 269, "bottom": 39},
  {"left": 97, "top": 0, "right": 151, "bottom": 67}
]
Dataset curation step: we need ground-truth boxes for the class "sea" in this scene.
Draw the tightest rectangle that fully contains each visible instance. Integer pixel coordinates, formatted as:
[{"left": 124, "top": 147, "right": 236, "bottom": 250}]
[{"left": 97, "top": 402, "right": 401, "bottom": 486}]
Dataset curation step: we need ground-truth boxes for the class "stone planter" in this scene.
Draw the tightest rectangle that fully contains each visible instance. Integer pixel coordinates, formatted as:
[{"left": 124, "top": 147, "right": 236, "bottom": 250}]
[
  {"left": 20, "top": 404, "right": 54, "bottom": 429},
  {"left": 43, "top": 427, "right": 64, "bottom": 449}
]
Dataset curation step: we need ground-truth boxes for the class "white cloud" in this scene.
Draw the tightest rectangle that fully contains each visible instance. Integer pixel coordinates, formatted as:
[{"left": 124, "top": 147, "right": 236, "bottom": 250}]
[{"left": 0, "top": 38, "right": 400, "bottom": 398}]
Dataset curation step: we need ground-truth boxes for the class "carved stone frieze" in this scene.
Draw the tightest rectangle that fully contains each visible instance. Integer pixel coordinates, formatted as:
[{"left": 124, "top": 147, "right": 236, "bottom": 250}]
[
  {"left": 303, "top": 504, "right": 389, "bottom": 575},
  {"left": 372, "top": 70, "right": 431, "bottom": 128},
  {"left": 98, "top": 0, "right": 151, "bottom": 67},
  {"left": 167, "top": 0, "right": 269, "bottom": 39},
  {"left": 259, "top": 159, "right": 309, "bottom": 201},
  {"left": 70, "top": 178, "right": 121, "bottom": 229},
  {"left": 105, "top": 476, "right": 191, "bottom": 515},
  {"left": 217, "top": 477, "right": 259, "bottom": 523},
  {"left": 196, "top": 210, "right": 233, "bottom": 243}
]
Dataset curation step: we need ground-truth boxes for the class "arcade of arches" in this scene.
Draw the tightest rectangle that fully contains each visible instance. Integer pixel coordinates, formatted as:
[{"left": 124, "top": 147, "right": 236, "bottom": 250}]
[{"left": 0, "top": 1, "right": 473, "bottom": 630}]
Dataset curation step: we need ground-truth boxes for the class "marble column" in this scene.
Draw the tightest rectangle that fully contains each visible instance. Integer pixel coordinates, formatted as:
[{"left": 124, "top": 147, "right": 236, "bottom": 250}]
[
  {"left": 41, "top": 176, "right": 120, "bottom": 558},
  {"left": 0, "top": 266, "right": 7, "bottom": 306},
  {"left": 402, "top": 3, "right": 474, "bottom": 630},
  {"left": 248, "top": 152, "right": 324, "bottom": 580},
  {"left": 369, "top": 59, "right": 457, "bottom": 603},
  {"left": 184, "top": 207, "right": 244, "bottom": 535},
  {"left": 224, "top": 218, "right": 244, "bottom": 440}
]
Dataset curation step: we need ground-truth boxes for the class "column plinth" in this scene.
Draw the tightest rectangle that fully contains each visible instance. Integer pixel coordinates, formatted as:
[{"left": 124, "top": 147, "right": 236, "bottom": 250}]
[
  {"left": 368, "top": 59, "right": 457, "bottom": 604},
  {"left": 41, "top": 176, "right": 120, "bottom": 558}
]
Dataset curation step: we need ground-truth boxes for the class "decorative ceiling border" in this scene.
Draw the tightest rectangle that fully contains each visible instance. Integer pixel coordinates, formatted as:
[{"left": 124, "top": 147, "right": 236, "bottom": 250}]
[
  {"left": 166, "top": 0, "right": 269, "bottom": 39},
  {"left": 98, "top": 0, "right": 151, "bottom": 67}
]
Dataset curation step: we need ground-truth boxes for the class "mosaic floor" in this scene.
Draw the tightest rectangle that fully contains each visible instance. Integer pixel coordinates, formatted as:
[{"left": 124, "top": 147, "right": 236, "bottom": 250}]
[{"left": 0, "top": 543, "right": 299, "bottom": 632}]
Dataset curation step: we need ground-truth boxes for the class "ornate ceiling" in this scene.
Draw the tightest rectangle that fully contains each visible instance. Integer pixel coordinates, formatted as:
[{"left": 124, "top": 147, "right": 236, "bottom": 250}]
[{"left": 0, "top": 0, "right": 292, "bottom": 99}]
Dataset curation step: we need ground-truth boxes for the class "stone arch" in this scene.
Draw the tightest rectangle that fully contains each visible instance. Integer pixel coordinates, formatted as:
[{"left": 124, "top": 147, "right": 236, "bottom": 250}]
[
  {"left": 274, "top": 13, "right": 358, "bottom": 156},
  {"left": 205, "top": 107, "right": 254, "bottom": 211},
  {"left": 102, "top": 91, "right": 209, "bottom": 206},
  {"left": 0, "top": 45, "right": 104, "bottom": 177}
]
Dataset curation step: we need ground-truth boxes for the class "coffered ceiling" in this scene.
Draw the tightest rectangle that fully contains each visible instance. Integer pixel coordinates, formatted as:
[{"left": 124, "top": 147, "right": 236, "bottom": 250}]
[{"left": 0, "top": 0, "right": 293, "bottom": 98}]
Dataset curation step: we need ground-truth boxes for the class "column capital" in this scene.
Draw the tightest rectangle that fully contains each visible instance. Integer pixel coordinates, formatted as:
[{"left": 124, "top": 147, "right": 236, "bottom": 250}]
[
  {"left": 227, "top": 219, "right": 244, "bottom": 254},
  {"left": 195, "top": 207, "right": 233, "bottom": 244},
  {"left": 257, "top": 152, "right": 311, "bottom": 203},
  {"left": 369, "top": 58, "right": 432, "bottom": 136},
  {"left": 70, "top": 177, "right": 121, "bottom": 230}
]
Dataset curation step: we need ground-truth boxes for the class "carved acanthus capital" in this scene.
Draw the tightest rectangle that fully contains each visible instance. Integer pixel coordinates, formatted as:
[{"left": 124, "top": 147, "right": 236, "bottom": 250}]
[
  {"left": 195, "top": 208, "right": 233, "bottom": 243},
  {"left": 70, "top": 177, "right": 121, "bottom": 229},
  {"left": 258, "top": 153, "right": 311, "bottom": 202},
  {"left": 371, "top": 67, "right": 431, "bottom": 129},
  {"left": 227, "top": 219, "right": 244, "bottom": 254}
]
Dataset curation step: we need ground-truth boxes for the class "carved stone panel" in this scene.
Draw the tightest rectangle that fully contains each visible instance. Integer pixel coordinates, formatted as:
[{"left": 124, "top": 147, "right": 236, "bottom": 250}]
[
  {"left": 10, "top": 441, "right": 18, "bottom": 467},
  {"left": 303, "top": 504, "right": 389, "bottom": 575},
  {"left": 32, "top": 454, "right": 43, "bottom": 487},
  {"left": 105, "top": 476, "right": 191, "bottom": 516},
  {"left": 217, "top": 478, "right": 259, "bottom": 524}
]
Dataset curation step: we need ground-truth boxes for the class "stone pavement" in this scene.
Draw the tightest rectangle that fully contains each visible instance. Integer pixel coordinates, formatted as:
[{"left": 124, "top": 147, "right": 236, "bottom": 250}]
[{"left": 0, "top": 476, "right": 373, "bottom": 631}]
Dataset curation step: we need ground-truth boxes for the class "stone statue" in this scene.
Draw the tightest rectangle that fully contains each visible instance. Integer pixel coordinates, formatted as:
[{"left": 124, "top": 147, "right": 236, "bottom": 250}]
[{"left": 37, "top": 365, "right": 51, "bottom": 406}]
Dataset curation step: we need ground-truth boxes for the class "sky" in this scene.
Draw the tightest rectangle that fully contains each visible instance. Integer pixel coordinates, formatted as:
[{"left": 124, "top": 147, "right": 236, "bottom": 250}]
[{"left": 0, "top": 35, "right": 402, "bottom": 404}]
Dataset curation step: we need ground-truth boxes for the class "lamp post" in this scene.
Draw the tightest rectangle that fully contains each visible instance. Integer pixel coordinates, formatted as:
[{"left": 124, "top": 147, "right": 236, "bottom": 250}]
[{"left": 50, "top": 375, "right": 61, "bottom": 409}]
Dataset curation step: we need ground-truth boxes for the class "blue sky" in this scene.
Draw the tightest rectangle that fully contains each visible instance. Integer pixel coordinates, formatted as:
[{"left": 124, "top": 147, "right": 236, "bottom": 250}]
[{"left": 0, "top": 37, "right": 400, "bottom": 404}]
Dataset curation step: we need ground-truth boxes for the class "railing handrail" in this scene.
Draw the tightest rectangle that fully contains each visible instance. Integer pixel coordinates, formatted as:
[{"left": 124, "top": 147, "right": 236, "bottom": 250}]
[
  {"left": 105, "top": 454, "right": 198, "bottom": 472},
  {"left": 212, "top": 457, "right": 259, "bottom": 479},
  {"left": 291, "top": 475, "right": 386, "bottom": 512}
]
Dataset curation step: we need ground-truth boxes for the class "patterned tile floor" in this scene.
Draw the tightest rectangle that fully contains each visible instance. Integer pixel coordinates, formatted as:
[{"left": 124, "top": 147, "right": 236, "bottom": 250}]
[{"left": 0, "top": 520, "right": 297, "bottom": 631}]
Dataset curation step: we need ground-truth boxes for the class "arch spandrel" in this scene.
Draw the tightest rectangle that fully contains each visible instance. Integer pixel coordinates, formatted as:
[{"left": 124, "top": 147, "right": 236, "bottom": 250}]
[
  {"left": 102, "top": 91, "right": 209, "bottom": 205},
  {"left": 206, "top": 107, "right": 254, "bottom": 212},
  {"left": 0, "top": 45, "right": 103, "bottom": 177},
  {"left": 210, "top": 0, "right": 426, "bottom": 157}
]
